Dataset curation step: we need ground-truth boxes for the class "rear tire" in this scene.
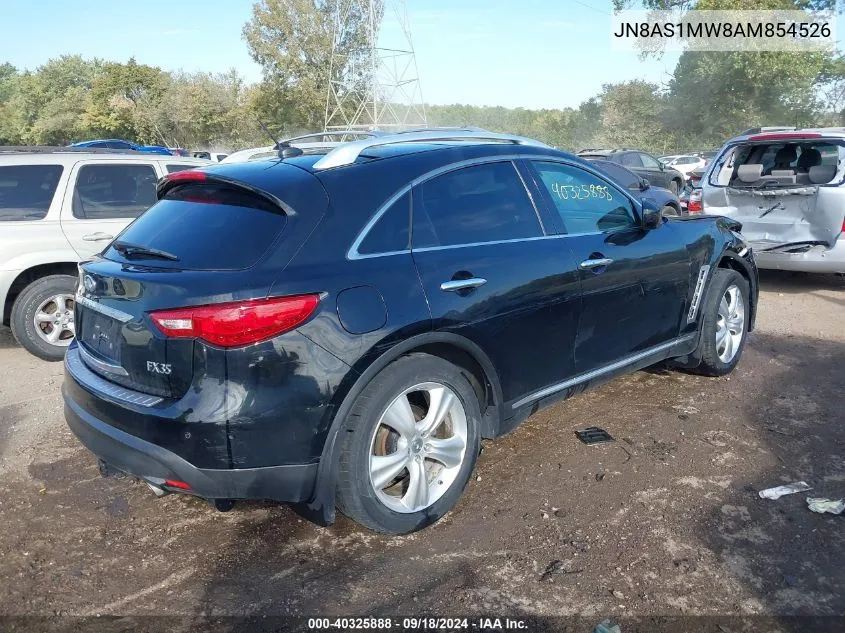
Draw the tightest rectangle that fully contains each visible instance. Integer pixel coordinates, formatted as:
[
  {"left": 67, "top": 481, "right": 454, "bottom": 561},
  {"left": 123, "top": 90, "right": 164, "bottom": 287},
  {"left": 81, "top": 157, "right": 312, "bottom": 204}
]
[
  {"left": 10, "top": 275, "right": 77, "bottom": 361},
  {"left": 662, "top": 204, "right": 679, "bottom": 217},
  {"left": 668, "top": 179, "right": 680, "bottom": 195},
  {"left": 691, "top": 268, "right": 750, "bottom": 376},
  {"left": 336, "top": 353, "right": 482, "bottom": 534}
]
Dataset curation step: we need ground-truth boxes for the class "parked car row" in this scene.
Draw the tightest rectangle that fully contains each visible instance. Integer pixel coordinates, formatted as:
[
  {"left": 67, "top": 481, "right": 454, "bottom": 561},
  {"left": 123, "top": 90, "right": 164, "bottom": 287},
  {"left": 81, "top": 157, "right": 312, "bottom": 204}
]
[{"left": 68, "top": 139, "right": 228, "bottom": 161}]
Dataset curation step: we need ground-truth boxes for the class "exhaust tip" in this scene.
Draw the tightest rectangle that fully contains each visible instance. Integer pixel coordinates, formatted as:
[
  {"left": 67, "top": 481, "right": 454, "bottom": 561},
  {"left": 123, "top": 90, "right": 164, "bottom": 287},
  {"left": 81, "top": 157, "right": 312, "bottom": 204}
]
[{"left": 145, "top": 481, "right": 169, "bottom": 497}]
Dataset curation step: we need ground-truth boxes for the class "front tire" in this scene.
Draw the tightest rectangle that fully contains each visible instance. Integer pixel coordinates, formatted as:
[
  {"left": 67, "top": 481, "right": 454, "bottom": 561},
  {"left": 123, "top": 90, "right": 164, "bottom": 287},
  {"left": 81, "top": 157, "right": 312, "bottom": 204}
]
[
  {"left": 336, "top": 353, "right": 482, "bottom": 534},
  {"left": 691, "top": 269, "right": 750, "bottom": 376},
  {"left": 10, "top": 275, "right": 77, "bottom": 361}
]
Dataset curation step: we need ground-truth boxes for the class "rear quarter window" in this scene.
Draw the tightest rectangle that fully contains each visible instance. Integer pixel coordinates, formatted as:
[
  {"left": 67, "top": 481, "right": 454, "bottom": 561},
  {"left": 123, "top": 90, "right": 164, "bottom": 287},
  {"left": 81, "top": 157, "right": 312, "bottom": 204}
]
[
  {"left": 104, "top": 183, "right": 287, "bottom": 270},
  {"left": 357, "top": 192, "right": 410, "bottom": 255},
  {"left": 0, "top": 165, "right": 64, "bottom": 221}
]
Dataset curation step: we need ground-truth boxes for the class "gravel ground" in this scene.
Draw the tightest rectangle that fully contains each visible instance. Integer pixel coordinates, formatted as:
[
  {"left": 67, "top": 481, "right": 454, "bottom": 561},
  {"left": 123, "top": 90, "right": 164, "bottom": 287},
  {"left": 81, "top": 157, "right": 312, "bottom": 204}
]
[{"left": 0, "top": 270, "right": 843, "bottom": 630}]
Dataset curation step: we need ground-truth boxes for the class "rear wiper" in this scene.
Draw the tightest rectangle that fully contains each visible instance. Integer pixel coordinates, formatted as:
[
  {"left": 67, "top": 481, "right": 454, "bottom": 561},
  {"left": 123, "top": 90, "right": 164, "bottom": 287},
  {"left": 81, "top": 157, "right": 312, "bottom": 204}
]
[{"left": 112, "top": 241, "right": 180, "bottom": 261}]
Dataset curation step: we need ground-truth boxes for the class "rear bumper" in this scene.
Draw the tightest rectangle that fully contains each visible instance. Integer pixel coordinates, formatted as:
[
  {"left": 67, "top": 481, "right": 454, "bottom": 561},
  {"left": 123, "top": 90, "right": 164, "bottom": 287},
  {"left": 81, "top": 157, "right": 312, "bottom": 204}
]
[
  {"left": 63, "top": 346, "right": 319, "bottom": 502},
  {"left": 64, "top": 392, "right": 318, "bottom": 501},
  {"left": 754, "top": 240, "right": 845, "bottom": 274}
]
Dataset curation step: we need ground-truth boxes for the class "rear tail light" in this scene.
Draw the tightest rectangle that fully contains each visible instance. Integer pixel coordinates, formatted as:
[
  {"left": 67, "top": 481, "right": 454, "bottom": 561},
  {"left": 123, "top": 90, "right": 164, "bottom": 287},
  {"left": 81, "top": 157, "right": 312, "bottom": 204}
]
[
  {"left": 688, "top": 190, "right": 703, "bottom": 214},
  {"left": 164, "top": 170, "right": 207, "bottom": 184},
  {"left": 150, "top": 294, "right": 321, "bottom": 347},
  {"left": 748, "top": 132, "right": 822, "bottom": 141}
]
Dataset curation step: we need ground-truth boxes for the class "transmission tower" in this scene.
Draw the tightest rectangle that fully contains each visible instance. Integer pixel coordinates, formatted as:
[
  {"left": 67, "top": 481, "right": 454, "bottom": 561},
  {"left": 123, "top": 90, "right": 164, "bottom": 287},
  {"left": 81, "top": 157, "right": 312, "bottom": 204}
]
[{"left": 324, "top": 0, "right": 427, "bottom": 132}]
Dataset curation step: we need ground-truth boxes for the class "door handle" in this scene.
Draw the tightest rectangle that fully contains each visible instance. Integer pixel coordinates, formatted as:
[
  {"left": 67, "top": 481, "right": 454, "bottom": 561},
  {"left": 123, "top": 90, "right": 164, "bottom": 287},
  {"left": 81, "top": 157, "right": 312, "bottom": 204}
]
[
  {"left": 440, "top": 278, "right": 487, "bottom": 292},
  {"left": 579, "top": 258, "right": 614, "bottom": 270},
  {"left": 82, "top": 232, "right": 114, "bottom": 242}
]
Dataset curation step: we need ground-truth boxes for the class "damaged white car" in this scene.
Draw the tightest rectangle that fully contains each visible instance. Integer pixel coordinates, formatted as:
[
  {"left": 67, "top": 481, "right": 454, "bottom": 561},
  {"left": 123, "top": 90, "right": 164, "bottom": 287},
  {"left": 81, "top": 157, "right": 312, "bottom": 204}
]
[{"left": 701, "top": 128, "right": 845, "bottom": 274}]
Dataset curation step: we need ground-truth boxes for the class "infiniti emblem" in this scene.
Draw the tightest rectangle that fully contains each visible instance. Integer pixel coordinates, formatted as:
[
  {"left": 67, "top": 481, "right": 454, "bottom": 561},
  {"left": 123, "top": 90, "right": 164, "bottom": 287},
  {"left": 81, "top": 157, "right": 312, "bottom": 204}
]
[{"left": 83, "top": 275, "right": 96, "bottom": 293}]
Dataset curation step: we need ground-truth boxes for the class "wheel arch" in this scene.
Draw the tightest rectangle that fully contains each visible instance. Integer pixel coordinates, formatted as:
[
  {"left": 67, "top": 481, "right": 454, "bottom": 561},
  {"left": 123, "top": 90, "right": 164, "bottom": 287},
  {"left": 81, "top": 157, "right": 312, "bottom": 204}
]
[
  {"left": 3, "top": 262, "right": 78, "bottom": 326},
  {"left": 301, "top": 331, "right": 504, "bottom": 526}
]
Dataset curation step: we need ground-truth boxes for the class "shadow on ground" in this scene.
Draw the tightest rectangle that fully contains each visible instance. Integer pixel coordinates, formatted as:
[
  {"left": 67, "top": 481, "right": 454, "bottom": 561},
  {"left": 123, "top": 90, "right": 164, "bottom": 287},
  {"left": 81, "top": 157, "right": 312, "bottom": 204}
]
[
  {"left": 757, "top": 269, "right": 845, "bottom": 295},
  {"left": 0, "top": 326, "right": 21, "bottom": 349},
  {"left": 687, "top": 332, "right": 844, "bottom": 632}
]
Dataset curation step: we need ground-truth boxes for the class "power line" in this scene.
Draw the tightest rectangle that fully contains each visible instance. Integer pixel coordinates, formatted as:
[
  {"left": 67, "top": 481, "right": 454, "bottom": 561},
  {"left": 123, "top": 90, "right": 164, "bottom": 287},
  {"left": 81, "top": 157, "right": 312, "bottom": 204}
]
[{"left": 571, "top": 0, "right": 611, "bottom": 16}]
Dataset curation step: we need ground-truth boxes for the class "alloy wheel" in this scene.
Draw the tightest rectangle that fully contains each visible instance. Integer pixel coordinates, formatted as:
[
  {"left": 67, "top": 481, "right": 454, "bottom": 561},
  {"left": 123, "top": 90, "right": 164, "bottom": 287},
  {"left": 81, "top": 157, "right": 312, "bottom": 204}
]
[
  {"left": 368, "top": 382, "right": 468, "bottom": 514},
  {"left": 33, "top": 293, "right": 75, "bottom": 347},
  {"left": 715, "top": 284, "right": 744, "bottom": 363}
]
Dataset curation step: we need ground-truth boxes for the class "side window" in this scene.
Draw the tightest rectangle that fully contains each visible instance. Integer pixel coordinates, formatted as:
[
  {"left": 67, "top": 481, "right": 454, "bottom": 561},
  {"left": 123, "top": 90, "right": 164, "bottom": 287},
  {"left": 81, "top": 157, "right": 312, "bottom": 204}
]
[
  {"left": 620, "top": 153, "right": 642, "bottom": 168},
  {"left": 640, "top": 153, "right": 661, "bottom": 169},
  {"left": 166, "top": 164, "right": 200, "bottom": 174},
  {"left": 72, "top": 164, "right": 158, "bottom": 219},
  {"left": 412, "top": 161, "right": 541, "bottom": 248},
  {"left": 532, "top": 161, "right": 637, "bottom": 234},
  {"left": 0, "top": 165, "right": 64, "bottom": 221},
  {"left": 357, "top": 192, "right": 411, "bottom": 255}
]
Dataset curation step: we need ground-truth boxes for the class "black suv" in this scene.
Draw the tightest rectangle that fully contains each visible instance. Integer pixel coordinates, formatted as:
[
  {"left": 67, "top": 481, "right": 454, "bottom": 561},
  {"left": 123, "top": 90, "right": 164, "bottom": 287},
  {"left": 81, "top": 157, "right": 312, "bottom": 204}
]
[
  {"left": 64, "top": 130, "right": 758, "bottom": 534},
  {"left": 577, "top": 148, "right": 686, "bottom": 195}
]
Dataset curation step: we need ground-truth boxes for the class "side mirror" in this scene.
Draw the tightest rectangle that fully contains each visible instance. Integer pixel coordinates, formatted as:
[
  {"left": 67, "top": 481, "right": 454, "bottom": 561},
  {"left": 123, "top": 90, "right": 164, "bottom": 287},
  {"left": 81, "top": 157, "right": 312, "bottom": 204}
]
[
  {"left": 641, "top": 198, "right": 663, "bottom": 229},
  {"left": 639, "top": 178, "right": 650, "bottom": 191}
]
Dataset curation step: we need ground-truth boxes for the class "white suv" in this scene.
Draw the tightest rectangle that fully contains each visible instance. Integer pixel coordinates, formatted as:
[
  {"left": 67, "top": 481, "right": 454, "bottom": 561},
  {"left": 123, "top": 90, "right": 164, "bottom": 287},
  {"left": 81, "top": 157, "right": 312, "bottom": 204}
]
[{"left": 0, "top": 149, "right": 211, "bottom": 360}]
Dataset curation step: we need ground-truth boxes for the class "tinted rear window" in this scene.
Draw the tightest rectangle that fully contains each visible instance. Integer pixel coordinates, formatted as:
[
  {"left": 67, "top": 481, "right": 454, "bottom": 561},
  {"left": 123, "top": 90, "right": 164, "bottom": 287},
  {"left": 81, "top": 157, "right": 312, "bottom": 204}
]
[
  {"left": 104, "top": 184, "right": 286, "bottom": 270},
  {"left": 0, "top": 165, "right": 64, "bottom": 221}
]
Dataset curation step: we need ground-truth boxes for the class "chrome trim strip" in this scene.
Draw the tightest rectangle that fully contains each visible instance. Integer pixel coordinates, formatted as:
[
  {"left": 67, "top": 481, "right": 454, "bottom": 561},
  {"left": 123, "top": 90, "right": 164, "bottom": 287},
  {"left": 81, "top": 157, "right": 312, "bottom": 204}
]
[
  {"left": 511, "top": 334, "right": 696, "bottom": 409},
  {"left": 78, "top": 343, "right": 129, "bottom": 377},
  {"left": 66, "top": 349, "right": 163, "bottom": 407},
  {"left": 347, "top": 153, "right": 637, "bottom": 261},
  {"left": 349, "top": 231, "right": 606, "bottom": 260},
  {"left": 440, "top": 278, "right": 487, "bottom": 292},
  {"left": 314, "top": 130, "right": 550, "bottom": 170},
  {"left": 686, "top": 264, "right": 711, "bottom": 323},
  {"left": 75, "top": 294, "right": 133, "bottom": 323}
]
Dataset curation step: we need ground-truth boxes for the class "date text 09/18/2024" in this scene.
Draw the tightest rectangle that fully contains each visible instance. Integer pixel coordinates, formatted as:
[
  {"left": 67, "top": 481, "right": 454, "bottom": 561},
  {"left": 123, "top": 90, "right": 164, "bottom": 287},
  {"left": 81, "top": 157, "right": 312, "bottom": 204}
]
[{"left": 307, "top": 617, "right": 529, "bottom": 630}]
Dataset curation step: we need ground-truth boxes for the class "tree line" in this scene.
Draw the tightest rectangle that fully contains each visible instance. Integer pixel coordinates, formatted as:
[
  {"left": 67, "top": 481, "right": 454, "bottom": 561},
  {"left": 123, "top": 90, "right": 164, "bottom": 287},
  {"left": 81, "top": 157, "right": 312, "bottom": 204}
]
[{"left": 0, "top": 0, "right": 842, "bottom": 154}]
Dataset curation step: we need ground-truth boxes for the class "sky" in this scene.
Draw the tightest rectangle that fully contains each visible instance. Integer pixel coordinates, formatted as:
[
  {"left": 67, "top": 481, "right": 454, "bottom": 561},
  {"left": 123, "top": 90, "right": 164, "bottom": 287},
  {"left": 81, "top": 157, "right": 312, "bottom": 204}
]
[{"left": 1, "top": 0, "right": 684, "bottom": 110}]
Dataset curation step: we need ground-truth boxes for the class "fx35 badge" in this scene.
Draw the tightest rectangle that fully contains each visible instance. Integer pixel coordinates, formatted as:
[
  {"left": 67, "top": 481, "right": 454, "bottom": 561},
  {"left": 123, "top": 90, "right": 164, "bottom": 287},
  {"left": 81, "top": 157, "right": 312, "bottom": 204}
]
[{"left": 146, "top": 361, "right": 172, "bottom": 375}]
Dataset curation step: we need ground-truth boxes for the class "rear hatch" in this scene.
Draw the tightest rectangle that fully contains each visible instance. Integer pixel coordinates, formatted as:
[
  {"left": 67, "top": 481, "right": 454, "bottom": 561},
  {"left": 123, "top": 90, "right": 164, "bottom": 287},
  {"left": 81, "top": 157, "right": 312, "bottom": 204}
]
[
  {"left": 74, "top": 163, "right": 328, "bottom": 398},
  {"left": 703, "top": 135, "right": 845, "bottom": 251}
]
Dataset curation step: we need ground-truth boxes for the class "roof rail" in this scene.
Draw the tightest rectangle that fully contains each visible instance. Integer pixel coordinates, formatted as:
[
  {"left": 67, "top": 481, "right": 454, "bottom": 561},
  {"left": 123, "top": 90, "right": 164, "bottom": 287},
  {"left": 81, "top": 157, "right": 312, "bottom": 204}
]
[
  {"left": 312, "top": 129, "right": 549, "bottom": 170},
  {"left": 392, "top": 126, "right": 492, "bottom": 135},
  {"left": 283, "top": 130, "right": 388, "bottom": 145}
]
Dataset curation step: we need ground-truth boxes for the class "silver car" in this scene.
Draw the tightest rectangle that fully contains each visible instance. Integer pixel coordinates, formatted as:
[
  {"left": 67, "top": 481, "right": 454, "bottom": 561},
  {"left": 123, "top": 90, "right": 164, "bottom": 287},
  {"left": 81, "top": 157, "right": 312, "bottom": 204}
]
[{"left": 701, "top": 127, "right": 845, "bottom": 274}]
